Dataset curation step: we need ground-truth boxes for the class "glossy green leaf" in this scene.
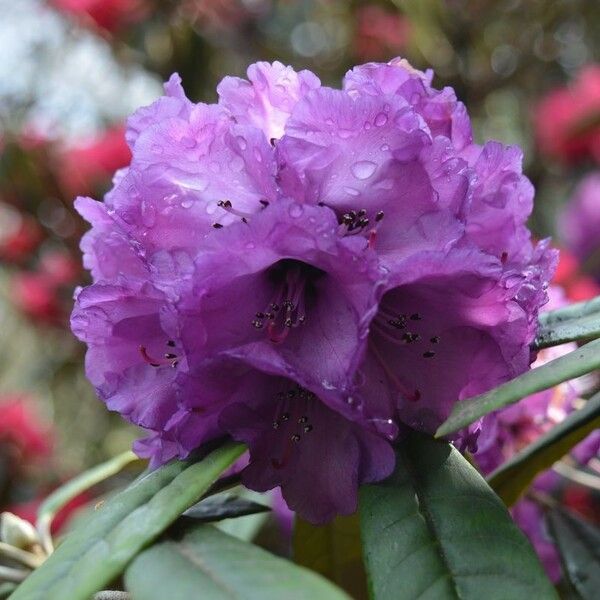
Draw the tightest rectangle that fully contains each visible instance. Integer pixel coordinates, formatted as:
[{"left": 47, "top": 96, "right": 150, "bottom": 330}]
[
  {"left": 360, "top": 432, "right": 557, "bottom": 600},
  {"left": 125, "top": 523, "right": 351, "bottom": 600},
  {"left": 182, "top": 492, "right": 270, "bottom": 522},
  {"left": 548, "top": 509, "right": 600, "bottom": 599},
  {"left": 436, "top": 338, "right": 600, "bottom": 437},
  {"left": 488, "top": 392, "right": 600, "bottom": 505},
  {"left": 535, "top": 310, "right": 600, "bottom": 349},
  {"left": 294, "top": 514, "right": 368, "bottom": 599},
  {"left": 539, "top": 295, "right": 600, "bottom": 327},
  {"left": 11, "top": 443, "right": 245, "bottom": 600}
]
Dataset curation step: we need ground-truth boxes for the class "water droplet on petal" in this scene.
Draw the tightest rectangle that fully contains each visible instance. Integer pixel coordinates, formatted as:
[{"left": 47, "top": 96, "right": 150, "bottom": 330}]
[
  {"left": 180, "top": 198, "right": 194, "bottom": 209},
  {"left": 374, "top": 113, "right": 388, "bottom": 127},
  {"left": 236, "top": 136, "right": 247, "bottom": 150},
  {"left": 141, "top": 201, "right": 156, "bottom": 227},
  {"left": 253, "top": 147, "right": 263, "bottom": 162},
  {"left": 380, "top": 143, "right": 390, "bottom": 152},
  {"left": 351, "top": 161, "right": 377, "bottom": 180},
  {"left": 289, "top": 204, "right": 304, "bottom": 218},
  {"left": 343, "top": 186, "right": 360, "bottom": 197},
  {"left": 338, "top": 129, "right": 353, "bottom": 139},
  {"left": 181, "top": 136, "right": 196, "bottom": 149},
  {"left": 364, "top": 121, "right": 372, "bottom": 130}
]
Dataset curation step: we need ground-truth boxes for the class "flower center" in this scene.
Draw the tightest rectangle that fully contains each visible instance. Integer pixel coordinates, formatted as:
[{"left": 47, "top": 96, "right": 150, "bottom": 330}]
[
  {"left": 270, "top": 385, "right": 316, "bottom": 469},
  {"left": 369, "top": 303, "right": 443, "bottom": 402},
  {"left": 139, "top": 339, "right": 180, "bottom": 369},
  {"left": 251, "top": 260, "right": 323, "bottom": 344}
]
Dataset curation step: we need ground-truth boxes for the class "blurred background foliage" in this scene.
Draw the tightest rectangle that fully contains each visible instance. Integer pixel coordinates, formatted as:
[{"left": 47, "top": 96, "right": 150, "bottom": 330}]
[{"left": 0, "top": 0, "right": 599, "bottom": 556}]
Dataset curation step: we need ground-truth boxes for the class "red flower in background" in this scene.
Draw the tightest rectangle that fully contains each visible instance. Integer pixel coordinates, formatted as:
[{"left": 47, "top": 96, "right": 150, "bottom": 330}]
[
  {"left": 355, "top": 6, "right": 411, "bottom": 62},
  {"left": 534, "top": 65, "right": 600, "bottom": 164},
  {"left": 0, "top": 397, "right": 52, "bottom": 465},
  {"left": 0, "top": 205, "right": 42, "bottom": 264},
  {"left": 11, "top": 250, "right": 81, "bottom": 325},
  {"left": 56, "top": 126, "right": 131, "bottom": 197},
  {"left": 51, "top": 0, "right": 148, "bottom": 33},
  {"left": 553, "top": 248, "right": 600, "bottom": 302}
]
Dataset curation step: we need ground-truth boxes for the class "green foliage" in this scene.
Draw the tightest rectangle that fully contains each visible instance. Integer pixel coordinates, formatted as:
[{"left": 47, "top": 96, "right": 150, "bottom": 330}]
[
  {"left": 10, "top": 443, "right": 245, "bottom": 600},
  {"left": 359, "top": 432, "right": 557, "bottom": 600},
  {"left": 436, "top": 338, "right": 600, "bottom": 437},
  {"left": 294, "top": 514, "right": 368, "bottom": 599},
  {"left": 535, "top": 299, "right": 600, "bottom": 349},
  {"left": 125, "top": 524, "right": 350, "bottom": 600},
  {"left": 548, "top": 509, "right": 600, "bottom": 600},
  {"left": 488, "top": 392, "right": 600, "bottom": 505}
]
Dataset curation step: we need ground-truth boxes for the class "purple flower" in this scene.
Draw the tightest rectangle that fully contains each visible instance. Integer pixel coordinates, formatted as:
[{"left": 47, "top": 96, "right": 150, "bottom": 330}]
[
  {"left": 72, "top": 58, "right": 555, "bottom": 523},
  {"left": 560, "top": 172, "right": 600, "bottom": 276}
]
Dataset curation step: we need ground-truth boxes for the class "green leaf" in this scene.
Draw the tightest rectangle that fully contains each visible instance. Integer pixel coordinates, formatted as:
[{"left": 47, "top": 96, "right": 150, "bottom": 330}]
[
  {"left": 11, "top": 442, "right": 245, "bottom": 600},
  {"left": 535, "top": 310, "right": 600, "bottom": 349},
  {"left": 436, "top": 338, "right": 600, "bottom": 437},
  {"left": 488, "top": 392, "right": 600, "bottom": 505},
  {"left": 182, "top": 492, "right": 270, "bottom": 522},
  {"left": 548, "top": 509, "right": 600, "bottom": 599},
  {"left": 359, "top": 431, "right": 557, "bottom": 600},
  {"left": 125, "top": 523, "right": 351, "bottom": 600},
  {"left": 294, "top": 514, "right": 368, "bottom": 599},
  {"left": 36, "top": 450, "right": 140, "bottom": 554},
  {"left": 539, "top": 295, "right": 600, "bottom": 327}
]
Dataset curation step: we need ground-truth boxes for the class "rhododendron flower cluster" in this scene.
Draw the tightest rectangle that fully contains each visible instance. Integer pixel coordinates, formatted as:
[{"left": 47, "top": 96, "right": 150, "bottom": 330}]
[{"left": 72, "top": 59, "right": 556, "bottom": 523}]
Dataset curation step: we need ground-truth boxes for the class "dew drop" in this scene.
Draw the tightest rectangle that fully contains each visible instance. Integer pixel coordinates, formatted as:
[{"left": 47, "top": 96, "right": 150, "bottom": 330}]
[
  {"left": 253, "top": 147, "right": 263, "bottom": 162},
  {"left": 141, "top": 201, "right": 156, "bottom": 227},
  {"left": 236, "top": 136, "right": 247, "bottom": 150},
  {"left": 351, "top": 160, "right": 377, "bottom": 180},
  {"left": 343, "top": 186, "right": 360, "bottom": 197},
  {"left": 380, "top": 143, "right": 390, "bottom": 152},
  {"left": 289, "top": 204, "right": 304, "bottom": 218},
  {"left": 180, "top": 198, "right": 194, "bottom": 209},
  {"left": 338, "top": 129, "right": 353, "bottom": 139},
  {"left": 374, "top": 113, "right": 388, "bottom": 127}
]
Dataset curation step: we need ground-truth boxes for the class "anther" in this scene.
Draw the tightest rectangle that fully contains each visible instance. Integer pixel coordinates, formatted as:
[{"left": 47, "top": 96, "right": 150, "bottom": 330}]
[
  {"left": 375, "top": 211, "right": 384, "bottom": 222},
  {"left": 281, "top": 413, "right": 290, "bottom": 421},
  {"left": 430, "top": 336, "right": 440, "bottom": 344},
  {"left": 259, "top": 199, "right": 270, "bottom": 208},
  {"left": 212, "top": 223, "right": 223, "bottom": 229},
  {"left": 252, "top": 320, "right": 263, "bottom": 329},
  {"left": 303, "top": 425, "right": 313, "bottom": 433},
  {"left": 410, "top": 313, "right": 421, "bottom": 320},
  {"left": 423, "top": 351, "right": 435, "bottom": 358},
  {"left": 164, "top": 353, "right": 177, "bottom": 359},
  {"left": 298, "top": 416, "right": 308, "bottom": 424},
  {"left": 291, "top": 434, "right": 301, "bottom": 442},
  {"left": 167, "top": 340, "right": 176, "bottom": 347},
  {"left": 272, "top": 421, "right": 279, "bottom": 429}
]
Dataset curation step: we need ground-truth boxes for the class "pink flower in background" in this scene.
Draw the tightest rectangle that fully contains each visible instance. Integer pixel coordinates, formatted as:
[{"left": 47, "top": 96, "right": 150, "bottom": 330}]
[
  {"left": 0, "top": 205, "right": 42, "bottom": 264},
  {"left": 534, "top": 65, "right": 600, "bottom": 164},
  {"left": 553, "top": 247, "right": 600, "bottom": 301},
  {"left": 0, "top": 397, "right": 52, "bottom": 466},
  {"left": 355, "top": 6, "right": 411, "bottom": 62},
  {"left": 11, "top": 250, "right": 80, "bottom": 325},
  {"left": 51, "top": 0, "right": 148, "bottom": 32},
  {"left": 560, "top": 173, "right": 600, "bottom": 278},
  {"left": 57, "top": 126, "right": 131, "bottom": 197}
]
